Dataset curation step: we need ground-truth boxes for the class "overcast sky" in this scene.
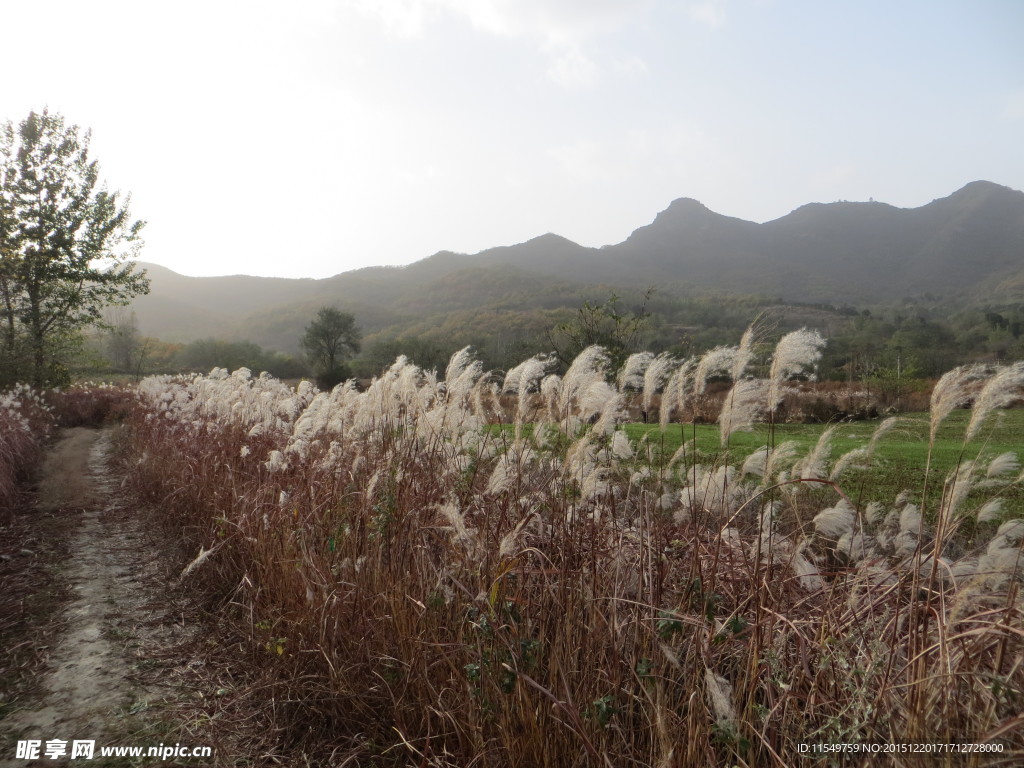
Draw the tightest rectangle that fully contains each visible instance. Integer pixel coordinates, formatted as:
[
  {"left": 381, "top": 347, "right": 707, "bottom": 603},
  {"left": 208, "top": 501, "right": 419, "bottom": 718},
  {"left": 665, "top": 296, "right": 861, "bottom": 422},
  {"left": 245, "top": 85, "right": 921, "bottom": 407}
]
[{"left": 2, "top": 0, "right": 1022, "bottom": 278}]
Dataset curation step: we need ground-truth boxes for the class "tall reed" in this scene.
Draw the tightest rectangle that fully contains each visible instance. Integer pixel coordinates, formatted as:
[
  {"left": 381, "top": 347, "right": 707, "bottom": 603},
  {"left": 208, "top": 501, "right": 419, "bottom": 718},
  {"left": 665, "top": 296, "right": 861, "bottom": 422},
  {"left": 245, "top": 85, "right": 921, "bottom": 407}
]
[
  {"left": 122, "top": 337, "right": 1024, "bottom": 765},
  {"left": 0, "top": 385, "right": 53, "bottom": 516}
]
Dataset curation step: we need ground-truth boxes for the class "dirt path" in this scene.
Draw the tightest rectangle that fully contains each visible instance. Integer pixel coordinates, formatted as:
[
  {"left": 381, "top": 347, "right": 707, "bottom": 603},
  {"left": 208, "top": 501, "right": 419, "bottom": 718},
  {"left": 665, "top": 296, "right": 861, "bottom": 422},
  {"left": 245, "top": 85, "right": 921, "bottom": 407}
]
[{"left": 0, "top": 428, "right": 191, "bottom": 767}]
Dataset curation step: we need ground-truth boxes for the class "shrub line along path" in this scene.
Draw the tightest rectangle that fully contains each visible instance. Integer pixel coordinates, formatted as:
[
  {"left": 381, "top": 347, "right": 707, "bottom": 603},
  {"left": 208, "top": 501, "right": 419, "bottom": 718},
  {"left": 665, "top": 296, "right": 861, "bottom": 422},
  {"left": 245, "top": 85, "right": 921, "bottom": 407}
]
[{"left": 0, "top": 428, "right": 199, "bottom": 767}]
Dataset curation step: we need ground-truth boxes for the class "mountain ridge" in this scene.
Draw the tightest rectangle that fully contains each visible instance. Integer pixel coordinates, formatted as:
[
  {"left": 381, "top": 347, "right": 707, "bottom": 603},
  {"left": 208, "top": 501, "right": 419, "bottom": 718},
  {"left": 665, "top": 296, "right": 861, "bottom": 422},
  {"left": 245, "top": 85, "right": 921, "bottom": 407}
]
[{"left": 130, "top": 181, "right": 1024, "bottom": 352}]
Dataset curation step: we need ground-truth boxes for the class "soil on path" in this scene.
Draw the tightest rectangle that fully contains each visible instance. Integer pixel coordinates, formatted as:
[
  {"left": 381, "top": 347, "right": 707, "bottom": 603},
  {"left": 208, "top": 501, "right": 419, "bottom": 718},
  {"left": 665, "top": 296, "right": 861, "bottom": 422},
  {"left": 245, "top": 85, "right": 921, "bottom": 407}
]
[{"left": 0, "top": 428, "right": 195, "bottom": 767}]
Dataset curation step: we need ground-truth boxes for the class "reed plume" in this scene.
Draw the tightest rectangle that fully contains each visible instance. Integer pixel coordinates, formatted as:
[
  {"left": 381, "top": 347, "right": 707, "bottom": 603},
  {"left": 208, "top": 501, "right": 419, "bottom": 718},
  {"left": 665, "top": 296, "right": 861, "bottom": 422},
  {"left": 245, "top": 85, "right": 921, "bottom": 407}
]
[
  {"left": 964, "top": 361, "right": 1024, "bottom": 443},
  {"left": 766, "top": 328, "right": 826, "bottom": 412}
]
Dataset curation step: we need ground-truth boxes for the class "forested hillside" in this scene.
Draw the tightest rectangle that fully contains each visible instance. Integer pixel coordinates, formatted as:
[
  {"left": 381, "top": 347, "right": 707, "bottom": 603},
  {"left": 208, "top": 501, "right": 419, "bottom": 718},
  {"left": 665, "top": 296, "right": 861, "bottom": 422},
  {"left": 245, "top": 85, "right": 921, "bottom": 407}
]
[{"left": 127, "top": 181, "right": 1024, "bottom": 377}]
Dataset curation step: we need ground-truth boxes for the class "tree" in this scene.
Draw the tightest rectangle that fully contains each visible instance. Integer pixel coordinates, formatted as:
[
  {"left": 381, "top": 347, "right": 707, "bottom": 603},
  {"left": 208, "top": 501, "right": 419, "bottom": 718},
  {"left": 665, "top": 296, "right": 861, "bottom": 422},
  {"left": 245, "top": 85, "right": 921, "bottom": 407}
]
[
  {"left": 301, "top": 307, "right": 361, "bottom": 388},
  {"left": 102, "top": 307, "right": 150, "bottom": 378},
  {"left": 547, "top": 291, "right": 653, "bottom": 372},
  {"left": 0, "top": 109, "right": 148, "bottom": 386}
]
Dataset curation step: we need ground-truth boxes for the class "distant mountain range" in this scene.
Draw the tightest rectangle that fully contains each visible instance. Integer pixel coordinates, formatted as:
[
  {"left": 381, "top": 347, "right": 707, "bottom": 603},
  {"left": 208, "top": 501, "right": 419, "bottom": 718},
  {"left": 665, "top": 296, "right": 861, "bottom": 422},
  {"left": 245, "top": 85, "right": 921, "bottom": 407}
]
[{"left": 130, "top": 181, "right": 1024, "bottom": 353}]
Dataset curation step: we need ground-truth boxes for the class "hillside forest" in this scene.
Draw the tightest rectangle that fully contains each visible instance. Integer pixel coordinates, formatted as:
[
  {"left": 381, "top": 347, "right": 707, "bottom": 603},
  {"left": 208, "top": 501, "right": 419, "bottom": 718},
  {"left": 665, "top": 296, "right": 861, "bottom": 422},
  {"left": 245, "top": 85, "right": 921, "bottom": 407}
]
[
  {"left": 72, "top": 289, "right": 1024, "bottom": 404},
  {"left": 6, "top": 176, "right": 1024, "bottom": 413},
  {"left": 65, "top": 180, "right": 1024, "bottom": 405}
]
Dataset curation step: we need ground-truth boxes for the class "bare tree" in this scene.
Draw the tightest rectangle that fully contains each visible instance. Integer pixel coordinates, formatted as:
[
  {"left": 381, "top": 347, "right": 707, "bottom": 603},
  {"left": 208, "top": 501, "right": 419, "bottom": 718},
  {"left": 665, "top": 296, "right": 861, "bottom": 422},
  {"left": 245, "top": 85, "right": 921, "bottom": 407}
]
[{"left": 103, "top": 307, "right": 149, "bottom": 378}]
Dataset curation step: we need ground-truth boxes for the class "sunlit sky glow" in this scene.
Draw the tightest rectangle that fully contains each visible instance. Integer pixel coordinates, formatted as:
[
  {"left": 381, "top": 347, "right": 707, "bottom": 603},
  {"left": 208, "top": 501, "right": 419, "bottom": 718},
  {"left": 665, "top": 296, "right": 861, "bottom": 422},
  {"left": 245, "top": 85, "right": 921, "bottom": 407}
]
[{"left": 3, "top": 0, "right": 1022, "bottom": 278}]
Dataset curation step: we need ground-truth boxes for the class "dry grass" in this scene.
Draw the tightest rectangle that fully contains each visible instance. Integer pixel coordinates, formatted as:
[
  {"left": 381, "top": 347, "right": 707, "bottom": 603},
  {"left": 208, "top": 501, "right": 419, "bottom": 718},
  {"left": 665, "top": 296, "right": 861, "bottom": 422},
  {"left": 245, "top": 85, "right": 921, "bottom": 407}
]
[
  {"left": 0, "top": 385, "right": 52, "bottom": 518},
  {"left": 119, "top": 344, "right": 1024, "bottom": 766},
  {"left": 0, "top": 492, "right": 77, "bottom": 720},
  {"left": 44, "top": 382, "right": 136, "bottom": 427}
]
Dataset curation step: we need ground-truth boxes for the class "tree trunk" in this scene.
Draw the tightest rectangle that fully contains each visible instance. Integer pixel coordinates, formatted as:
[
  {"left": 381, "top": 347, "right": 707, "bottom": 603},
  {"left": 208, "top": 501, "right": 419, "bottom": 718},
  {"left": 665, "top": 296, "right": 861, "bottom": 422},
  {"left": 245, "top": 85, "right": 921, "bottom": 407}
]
[{"left": 28, "top": 286, "right": 45, "bottom": 387}]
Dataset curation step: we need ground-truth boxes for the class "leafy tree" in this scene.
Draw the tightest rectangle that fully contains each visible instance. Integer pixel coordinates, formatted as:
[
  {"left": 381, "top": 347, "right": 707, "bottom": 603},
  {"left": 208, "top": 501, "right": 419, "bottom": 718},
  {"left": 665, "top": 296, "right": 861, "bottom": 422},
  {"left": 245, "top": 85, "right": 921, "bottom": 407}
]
[
  {"left": 301, "top": 307, "right": 361, "bottom": 388},
  {"left": 548, "top": 291, "right": 653, "bottom": 371},
  {"left": 0, "top": 109, "right": 148, "bottom": 385}
]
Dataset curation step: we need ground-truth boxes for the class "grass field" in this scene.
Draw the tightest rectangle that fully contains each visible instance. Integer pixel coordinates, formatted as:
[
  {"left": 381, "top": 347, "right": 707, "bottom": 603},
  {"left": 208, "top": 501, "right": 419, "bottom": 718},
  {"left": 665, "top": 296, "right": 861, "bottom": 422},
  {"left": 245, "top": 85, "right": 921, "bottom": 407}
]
[
  {"left": 116, "top": 347, "right": 1024, "bottom": 765},
  {"left": 493, "top": 407, "right": 1024, "bottom": 526},
  {"left": 620, "top": 408, "right": 1024, "bottom": 522}
]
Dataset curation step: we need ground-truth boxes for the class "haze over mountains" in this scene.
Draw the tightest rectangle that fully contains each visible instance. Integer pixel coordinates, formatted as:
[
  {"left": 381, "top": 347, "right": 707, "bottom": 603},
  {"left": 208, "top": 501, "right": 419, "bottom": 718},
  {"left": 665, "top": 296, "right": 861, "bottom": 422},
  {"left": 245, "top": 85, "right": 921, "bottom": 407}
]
[{"left": 131, "top": 181, "right": 1024, "bottom": 354}]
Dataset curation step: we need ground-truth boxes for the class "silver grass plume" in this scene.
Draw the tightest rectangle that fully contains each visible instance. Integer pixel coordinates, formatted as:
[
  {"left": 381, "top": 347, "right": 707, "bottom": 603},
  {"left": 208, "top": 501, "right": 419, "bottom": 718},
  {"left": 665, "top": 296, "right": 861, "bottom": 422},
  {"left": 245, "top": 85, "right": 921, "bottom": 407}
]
[
  {"left": 501, "top": 360, "right": 526, "bottom": 395},
  {"left": 486, "top": 454, "right": 515, "bottom": 496},
  {"left": 695, "top": 346, "right": 738, "bottom": 394},
  {"left": 486, "top": 443, "right": 536, "bottom": 495},
  {"left": 565, "top": 432, "right": 593, "bottom": 470},
  {"left": 977, "top": 499, "right": 1004, "bottom": 523},
  {"left": 867, "top": 416, "right": 910, "bottom": 456},
  {"left": 928, "top": 363, "right": 988, "bottom": 445},
  {"left": 179, "top": 543, "right": 222, "bottom": 582},
  {"left": 767, "top": 329, "right": 826, "bottom": 412},
  {"left": 617, "top": 351, "right": 654, "bottom": 391},
  {"left": 790, "top": 544, "right": 824, "bottom": 591},
  {"left": 731, "top": 322, "right": 762, "bottom": 381},
  {"left": 704, "top": 669, "right": 736, "bottom": 727},
  {"left": 939, "top": 460, "right": 976, "bottom": 532},
  {"left": 718, "top": 378, "right": 767, "bottom": 445},
  {"left": 642, "top": 352, "right": 676, "bottom": 416},
  {"left": 986, "top": 451, "right": 1020, "bottom": 479},
  {"left": 965, "top": 361, "right": 1024, "bottom": 443},
  {"left": 659, "top": 358, "right": 696, "bottom": 431},
  {"left": 829, "top": 447, "right": 868, "bottom": 481},
  {"left": 899, "top": 503, "right": 923, "bottom": 535},
  {"left": 610, "top": 429, "right": 634, "bottom": 460},
  {"left": 504, "top": 353, "right": 554, "bottom": 438},
  {"left": 592, "top": 386, "right": 625, "bottom": 436},
  {"left": 437, "top": 501, "right": 480, "bottom": 559},
  {"left": 836, "top": 530, "right": 876, "bottom": 563},
  {"left": 975, "top": 519, "right": 1024, "bottom": 587},
  {"left": 539, "top": 374, "right": 562, "bottom": 422},
  {"left": 503, "top": 353, "right": 554, "bottom": 400},
  {"left": 445, "top": 346, "right": 476, "bottom": 386},
  {"left": 757, "top": 503, "right": 779, "bottom": 549},
  {"left": 676, "top": 465, "right": 746, "bottom": 522},
  {"left": 658, "top": 369, "right": 679, "bottom": 431},
  {"left": 579, "top": 459, "right": 612, "bottom": 502},
  {"left": 996, "top": 519, "right": 1024, "bottom": 544},
  {"left": 764, "top": 440, "right": 800, "bottom": 481},
  {"left": 828, "top": 417, "right": 904, "bottom": 481},
  {"left": 741, "top": 446, "right": 770, "bottom": 477},
  {"left": 864, "top": 501, "right": 884, "bottom": 525},
  {"left": 579, "top": 380, "right": 623, "bottom": 435},
  {"left": 498, "top": 511, "right": 537, "bottom": 559},
  {"left": 559, "top": 345, "right": 608, "bottom": 419},
  {"left": 813, "top": 499, "right": 856, "bottom": 539},
  {"left": 451, "top": 359, "right": 486, "bottom": 406},
  {"left": 664, "top": 439, "right": 692, "bottom": 473},
  {"left": 795, "top": 425, "right": 837, "bottom": 480}
]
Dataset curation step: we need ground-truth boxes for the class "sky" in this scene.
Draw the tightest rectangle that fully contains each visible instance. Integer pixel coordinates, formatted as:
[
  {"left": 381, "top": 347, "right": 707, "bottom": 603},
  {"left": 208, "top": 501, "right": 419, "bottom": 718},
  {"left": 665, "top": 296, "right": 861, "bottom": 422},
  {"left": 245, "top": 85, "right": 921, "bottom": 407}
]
[{"left": 2, "top": 0, "right": 1022, "bottom": 279}]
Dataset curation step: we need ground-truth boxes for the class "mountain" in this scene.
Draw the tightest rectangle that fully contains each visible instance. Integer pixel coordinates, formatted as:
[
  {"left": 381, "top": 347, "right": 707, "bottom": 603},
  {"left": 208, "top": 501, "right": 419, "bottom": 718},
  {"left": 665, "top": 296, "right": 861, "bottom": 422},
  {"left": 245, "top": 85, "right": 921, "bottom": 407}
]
[{"left": 129, "top": 181, "right": 1024, "bottom": 352}]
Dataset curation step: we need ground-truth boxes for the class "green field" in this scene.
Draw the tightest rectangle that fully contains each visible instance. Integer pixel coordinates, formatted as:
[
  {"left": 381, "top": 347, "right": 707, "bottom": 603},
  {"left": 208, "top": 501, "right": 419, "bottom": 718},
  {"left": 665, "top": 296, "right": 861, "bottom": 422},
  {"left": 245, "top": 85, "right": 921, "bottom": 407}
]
[
  {"left": 620, "top": 408, "right": 1024, "bottom": 527},
  {"left": 497, "top": 408, "right": 1024, "bottom": 527}
]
